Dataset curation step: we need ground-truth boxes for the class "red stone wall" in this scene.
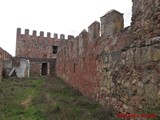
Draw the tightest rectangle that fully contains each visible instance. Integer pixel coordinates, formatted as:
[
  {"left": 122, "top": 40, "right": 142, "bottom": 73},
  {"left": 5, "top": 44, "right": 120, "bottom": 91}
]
[
  {"left": 0, "top": 60, "right": 3, "bottom": 81},
  {"left": 30, "top": 61, "right": 41, "bottom": 76},
  {"left": 56, "top": 1, "right": 160, "bottom": 114},
  {"left": 56, "top": 10, "right": 128, "bottom": 97}
]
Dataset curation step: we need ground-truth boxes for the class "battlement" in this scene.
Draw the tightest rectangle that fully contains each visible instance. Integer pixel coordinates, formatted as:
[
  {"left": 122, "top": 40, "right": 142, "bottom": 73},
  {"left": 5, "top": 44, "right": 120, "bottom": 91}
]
[
  {"left": 40, "top": 31, "right": 44, "bottom": 37},
  {"left": 60, "top": 34, "right": 65, "bottom": 40},
  {"left": 55, "top": 9, "right": 126, "bottom": 56},
  {"left": 16, "top": 9, "right": 124, "bottom": 41},
  {"left": 68, "top": 35, "right": 74, "bottom": 40},
  {"left": 16, "top": 28, "right": 75, "bottom": 59},
  {"left": 33, "top": 30, "right": 37, "bottom": 36},
  {"left": 16, "top": 28, "right": 73, "bottom": 39}
]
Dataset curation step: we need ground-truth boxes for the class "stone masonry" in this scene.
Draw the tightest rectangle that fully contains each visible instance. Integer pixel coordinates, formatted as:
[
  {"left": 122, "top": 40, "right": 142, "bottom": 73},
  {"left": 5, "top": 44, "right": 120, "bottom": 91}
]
[
  {"left": 0, "top": 47, "right": 12, "bottom": 80},
  {"left": 56, "top": 0, "right": 160, "bottom": 114}
]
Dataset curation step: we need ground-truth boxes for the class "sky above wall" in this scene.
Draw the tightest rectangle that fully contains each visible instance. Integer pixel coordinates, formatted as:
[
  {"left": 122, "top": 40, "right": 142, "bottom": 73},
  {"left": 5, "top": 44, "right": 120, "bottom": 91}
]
[{"left": 0, "top": 0, "right": 132, "bottom": 56}]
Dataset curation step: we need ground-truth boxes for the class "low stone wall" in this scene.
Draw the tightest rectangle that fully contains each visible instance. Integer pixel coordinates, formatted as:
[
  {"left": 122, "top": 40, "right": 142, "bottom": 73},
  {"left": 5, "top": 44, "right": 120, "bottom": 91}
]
[
  {"left": 0, "top": 47, "right": 12, "bottom": 80},
  {"left": 0, "top": 60, "right": 3, "bottom": 81}
]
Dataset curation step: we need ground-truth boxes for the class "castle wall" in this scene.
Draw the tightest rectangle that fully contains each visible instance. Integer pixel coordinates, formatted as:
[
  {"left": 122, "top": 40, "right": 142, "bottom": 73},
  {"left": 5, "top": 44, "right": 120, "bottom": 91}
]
[{"left": 56, "top": 0, "right": 160, "bottom": 114}]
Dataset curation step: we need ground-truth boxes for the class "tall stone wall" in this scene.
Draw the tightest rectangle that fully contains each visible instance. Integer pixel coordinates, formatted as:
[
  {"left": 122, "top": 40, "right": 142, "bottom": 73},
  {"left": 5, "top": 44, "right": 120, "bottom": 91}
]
[{"left": 56, "top": 0, "right": 160, "bottom": 114}]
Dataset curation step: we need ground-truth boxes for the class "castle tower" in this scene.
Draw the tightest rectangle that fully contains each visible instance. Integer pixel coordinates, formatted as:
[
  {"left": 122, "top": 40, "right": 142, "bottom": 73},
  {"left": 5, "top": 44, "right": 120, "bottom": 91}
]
[
  {"left": 100, "top": 9, "right": 124, "bottom": 36},
  {"left": 16, "top": 28, "right": 21, "bottom": 56}
]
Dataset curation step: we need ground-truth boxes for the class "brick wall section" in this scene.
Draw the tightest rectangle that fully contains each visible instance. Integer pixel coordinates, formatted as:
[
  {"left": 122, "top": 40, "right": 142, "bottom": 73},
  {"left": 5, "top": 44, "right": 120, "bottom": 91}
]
[
  {"left": 0, "top": 60, "right": 3, "bottom": 81},
  {"left": 30, "top": 61, "right": 41, "bottom": 76},
  {"left": 29, "top": 59, "right": 56, "bottom": 76},
  {"left": 0, "top": 47, "right": 12, "bottom": 80},
  {"left": 56, "top": 0, "right": 160, "bottom": 114}
]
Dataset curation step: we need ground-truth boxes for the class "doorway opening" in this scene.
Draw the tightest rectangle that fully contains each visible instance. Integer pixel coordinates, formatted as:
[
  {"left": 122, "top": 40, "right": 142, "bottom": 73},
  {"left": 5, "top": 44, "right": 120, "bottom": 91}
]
[{"left": 41, "top": 63, "right": 48, "bottom": 75}]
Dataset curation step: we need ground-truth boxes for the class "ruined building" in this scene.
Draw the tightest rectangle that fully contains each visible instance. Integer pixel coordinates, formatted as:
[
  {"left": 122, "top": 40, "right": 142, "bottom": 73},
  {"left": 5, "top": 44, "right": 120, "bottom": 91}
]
[
  {"left": 16, "top": 29, "right": 74, "bottom": 76},
  {"left": 0, "top": 0, "right": 158, "bottom": 114}
]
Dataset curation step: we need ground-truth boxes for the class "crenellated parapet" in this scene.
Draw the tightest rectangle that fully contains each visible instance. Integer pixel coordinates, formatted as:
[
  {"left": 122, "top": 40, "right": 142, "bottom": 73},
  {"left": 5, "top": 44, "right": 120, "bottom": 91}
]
[
  {"left": 54, "top": 33, "right": 58, "bottom": 38},
  {"left": 25, "top": 29, "right": 29, "bottom": 35},
  {"left": 60, "top": 34, "right": 65, "bottom": 41},
  {"left": 16, "top": 28, "right": 75, "bottom": 59},
  {"left": 17, "top": 8, "right": 125, "bottom": 56},
  {"left": 57, "top": 9, "right": 125, "bottom": 58},
  {"left": 17, "top": 28, "right": 21, "bottom": 35},
  {"left": 16, "top": 28, "right": 71, "bottom": 40},
  {"left": 33, "top": 30, "right": 37, "bottom": 36},
  {"left": 68, "top": 35, "right": 74, "bottom": 40}
]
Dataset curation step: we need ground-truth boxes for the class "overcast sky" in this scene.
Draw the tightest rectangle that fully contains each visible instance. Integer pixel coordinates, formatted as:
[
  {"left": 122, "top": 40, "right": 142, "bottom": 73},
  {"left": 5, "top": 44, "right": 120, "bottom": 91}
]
[{"left": 0, "top": 0, "right": 132, "bottom": 56}]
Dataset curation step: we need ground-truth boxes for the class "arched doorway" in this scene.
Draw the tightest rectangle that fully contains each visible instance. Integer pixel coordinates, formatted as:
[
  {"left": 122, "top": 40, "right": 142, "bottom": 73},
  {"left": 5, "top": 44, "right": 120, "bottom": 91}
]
[{"left": 41, "top": 63, "right": 48, "bottom": 75}]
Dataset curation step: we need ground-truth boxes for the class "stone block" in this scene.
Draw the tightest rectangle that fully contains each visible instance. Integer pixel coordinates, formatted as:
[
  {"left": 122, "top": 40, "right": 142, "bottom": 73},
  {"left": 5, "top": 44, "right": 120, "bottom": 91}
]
[
  {"left": 145, "top": 83, "right": 157, "bottom": 99},
  {"left": 152, "top": 46, "right": 160, "bottom": 61},
  {"left": 142, "top": 46, "right": 152, "bottom": 63}
]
